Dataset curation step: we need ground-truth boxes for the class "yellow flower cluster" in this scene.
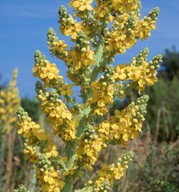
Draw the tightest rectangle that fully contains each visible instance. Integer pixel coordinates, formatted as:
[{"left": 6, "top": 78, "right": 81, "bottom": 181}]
[
  {"left": 33, "top": 51, "right": 74, "bottom": 97},
  {"left": 23, "top": 144, "right": 39, "bottom": 163},
  {"left": 17, "top": 116, "right": 46, "bottom": 141},
  {"left": 16, "top": 107, "right": 58, "bottom": 159},
  {"left": 86, "top": 152, "right": 133, "bottom": 191},
  {"left": 105, "top": 29, "right": 135, "bottom": 54},
  {"left": 94, "top": 1, "right": 110, "bottom": 19},
  {"left": 69, "top": 0, "right": 93, "bottom": 12},
  {"left": 66, "top": 45, "right": 94, "bottom": 71},
  {"left": 50, "top": 41, "right": 68, "bottom": 56},
  {"left": 98, "top": 95, "right": 149, "bottom": 146},
  {"left": 36, "top": 166, "right": 64, "bottom": 192},
  {"left": 58, "top": 83, "right": 74, "bottom": 97},
  {"left": 89, "top": 79, "right": 114, "bottom": 115},
  {"left": 105, "top": 14, "right": 136, "bottom": 54},
  {"left": 48, "top": 28, "right": 69, "bottom": 60},
  {"left": 128, "top": 62, "right": 157, "bottom": 93},
  {"left": 77, "top": 134, "right": 105, "bottom": 170},
  {"left": 104, "top": 7, "right": 159, "bottom": 55},
  {"left": 17, "top": 107, "right": 66, "bottom": 191},
  {"left": 89, "top": 65, "right": 115, "bottom": 115},
  {"left": 93, "top": 163, "right": 125, "bottom": 191},
  {"left": 58, "top": 5, "right": 96, "bottom": 40},
  {"left": 0, "top": 69, "right": 20, "bottom": 133},
  {"left": 135, "top": 8, "right": 159, "bottom": 40},
  {"left": 110, "top": 0, "right": 140, "bottom": 14},
  {"left": 33, "top": 51, "right": 63, "bottom": 88},
  {"left": 59, "top": 5, "right": 82, "bottom": 40},
  {"left": 37, "top": 90, "right": 76, "bottom": 141},
  {"left": 114, "top": 49, "right": 163, "bottom": 93},
  {"left": 61, "top": 20, "right": 81, "bottom": 40},
  {"left": 65, "top": 33, "right": 95, "bottom": 89}
]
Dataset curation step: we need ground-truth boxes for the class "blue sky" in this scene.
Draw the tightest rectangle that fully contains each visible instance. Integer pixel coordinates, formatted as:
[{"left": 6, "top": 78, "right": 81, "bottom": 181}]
[{"left": 0, "top": 0, "right": 179, "bottom": 98}]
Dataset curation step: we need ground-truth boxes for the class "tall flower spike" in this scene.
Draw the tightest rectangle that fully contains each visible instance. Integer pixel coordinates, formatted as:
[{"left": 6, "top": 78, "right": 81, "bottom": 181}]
[
  {"left": 16, "top": 0, "right": 162, "bottom": 191},
  {"left": 47, "top": 28, "right": 68, "bottom": 60},
  {"left": 33, "top": 50, "right": 63, "bottom": 88},
  {"left": 0, "top": 69, "right": 20, "bottom": 133}
]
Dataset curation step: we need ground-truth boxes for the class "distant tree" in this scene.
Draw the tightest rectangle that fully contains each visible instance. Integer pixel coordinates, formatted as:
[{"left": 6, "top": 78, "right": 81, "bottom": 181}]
[
  {"left": 21, "top": 98, "right": 41, "bottom": 122},
  {"left": 159, "top": 46, "right": 179, "bottom": 80},
  {"left": 144, "top": 46, "right": 179, "bottom": 142}
]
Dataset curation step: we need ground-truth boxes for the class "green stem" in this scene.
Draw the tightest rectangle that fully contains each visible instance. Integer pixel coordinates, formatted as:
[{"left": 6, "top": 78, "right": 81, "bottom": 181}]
[
  {"left": 95, "top": 39, "right": 104, "bottom": 68},
  {"left": 62, "top": 177, "right": 74, "bottom": 192},
  {"left": 66, "top": 140, "right": 77, "bottom": 168},
  {"left": 64, "top": 21, "right": 106, "bottom": 192},
  {"left": 64, "top": 105, "right": 90, "bottom": 190},
  {"left": 90, "top": 39, "right": 104, "bottom": 84},
  {"left": 76, "top": 117, "right": 86, "bottom": 137}
]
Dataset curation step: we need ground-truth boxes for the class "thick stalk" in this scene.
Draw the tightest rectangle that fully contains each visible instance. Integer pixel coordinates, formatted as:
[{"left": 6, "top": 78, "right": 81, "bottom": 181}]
[
  {"left": 64, "top": 22, "right": 105, "bottom": 191},
  {"left": 90, "top": 38, "right": 104, "bottom": 84},
  {"left": 64, "top": 105, "right": 91, "bottom": 191},
  {"left": 62, "top": 177, "right": 73, "bottom": 192}
]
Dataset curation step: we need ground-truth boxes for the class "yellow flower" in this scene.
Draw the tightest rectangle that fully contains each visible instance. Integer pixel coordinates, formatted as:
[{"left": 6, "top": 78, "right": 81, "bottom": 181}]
[
  {"left": 33, "top": 53, "right": 63, "bottom": 88},
  {"left": 44, "top": 170, "right": 57, "bottom": 184},
  {"left": 66, "top": 47, "right": 94, "bottom": 74},
  {"left": 50, "top": 40, "right": 68, "bottom": 56},
  {"left": 94, "top": 2, "right": 110, "bottom": 19},
  {"left": 58, "top": 83, "right": 73, "bottom": 96},
  {"left": 135, "top": 18, "right": 156, "bottom": 40},
  {"left": 43, "top": 141, "right": 58, "bottom": 158},
  {"left": 114, "top": 64, "right": 128, "bottom": 80},
  {"left": 92, "top": 153, "right": 132, "bottom": 191},
  {"left": 89, "top": 80, "right": 114, "bottom": 115},
  {"left": 69, "top": 0, "right": 93, "bottom": 12},
  {"left": 110, "top": 0, "right": 140, "bottom": 14},
  {"left": 23, "top": 144, "right": 39, "bottom": 163},
  {"left": 35, "top": 129, "right": 48, "bottom": 141},
  {"left": 77, "top": 136, "right": 104, "bottom": 170},
  {"left": 37, "top": 91, "right": 76, "bottom": 141},
  {"left": 126, "top": 61, "right": 158, "bottom": 93},
  {"left": 64, "top": 22, "right": 82, "bottom": 40},
  {"left": 97, "top": 121, "right": 111, "bottom": 140},
  {"left": 105, "top": 29, "right": 136, "bottom": 55}
]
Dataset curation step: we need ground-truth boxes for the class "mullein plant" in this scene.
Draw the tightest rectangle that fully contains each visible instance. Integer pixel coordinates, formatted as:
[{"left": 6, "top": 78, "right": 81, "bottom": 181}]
[
  {"left": 0, "top": 68, "right": 20, "bottom": 133},
  {"left": 16, "top": 0, "right": 162, "bottom": 191},
  {"left": 0, "top": 69, "right": 20, "bottom": 192}
]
